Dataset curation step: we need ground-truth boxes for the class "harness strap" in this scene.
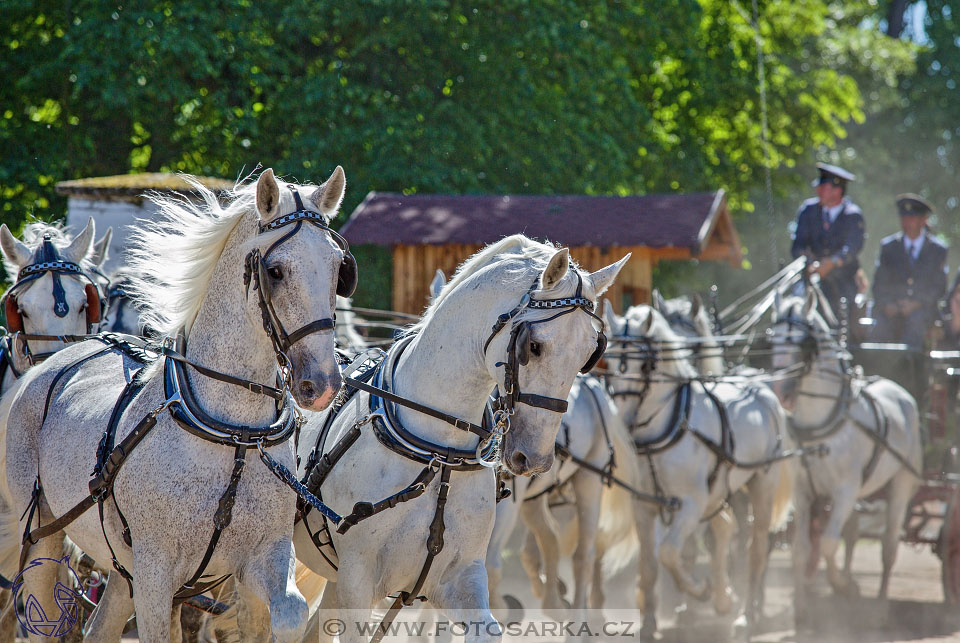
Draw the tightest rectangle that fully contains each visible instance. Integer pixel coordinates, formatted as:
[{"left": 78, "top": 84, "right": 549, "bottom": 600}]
[
  {"left": 18, "top": 407, "right": 161, "bottom": 580},
  {"left": 553, "top": 444, "right": 680, "bottom": 509},
  {"left": 859, "top": 388, "right": 888, "bottom": 484},
  {"left": 336, "top": 463, "right": 441, "bottom": 535},
  {"left": 846, "top": 389, "right": 922, "bottom": 479},
  {"left": 161, "top": 345, "right": 283, "bottom": 401},
  {"left": 176, "top": 442, "right": 248, "bottom": 600},
  {"left": 701, "top": 385, "right": 734, "bottom": 491},
  {"left": 345, "top": 375, "right": 490, "bottom": 440}
]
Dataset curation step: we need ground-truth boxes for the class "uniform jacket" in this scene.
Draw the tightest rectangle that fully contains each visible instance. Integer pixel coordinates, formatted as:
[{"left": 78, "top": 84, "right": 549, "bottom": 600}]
[
  {"left": 791, "top": 197, "right": 865, "bottom": 286},
  {"left": 873, "top": 230, "right": 948, "bottom": 310}
]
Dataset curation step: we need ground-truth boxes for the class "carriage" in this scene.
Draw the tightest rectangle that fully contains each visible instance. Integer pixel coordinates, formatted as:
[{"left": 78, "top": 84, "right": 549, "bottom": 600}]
[{"left": 847, "top": 342, "right": 960, "bottom": 604}]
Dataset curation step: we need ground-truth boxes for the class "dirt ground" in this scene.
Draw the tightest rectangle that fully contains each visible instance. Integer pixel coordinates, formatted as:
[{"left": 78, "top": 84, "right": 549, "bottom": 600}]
[
  {"left": 491, "top": 536, "right": 960, "bottom": 643},
  {"left": 18, "top": 533, "right": 960, "bottom": 642}
]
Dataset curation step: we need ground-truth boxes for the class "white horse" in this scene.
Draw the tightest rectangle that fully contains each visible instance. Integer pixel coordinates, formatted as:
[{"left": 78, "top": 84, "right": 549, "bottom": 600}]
[
  {"left": 0, "top": 219, "right": 106, "bottom": 640},
  {"left": 1, "top": 220, "right": 103, "bottom": 393},
  {"left": 652, "top": 290, "right": 725, "bottom": 377},
  {"left": 603, "top": 303, "right": 792, "bottom": 637},
  {"left": 485, "top": 374, "right": 640, "bottom": 616},
  {"left": 0, "top": 166, "right": 352, "bottom": 642},
  {"left": 290, "top": 237, "right": 626, "bottom": 643},
  {"left": 768, "top": 291, "right": 922, "bottom": 628}
]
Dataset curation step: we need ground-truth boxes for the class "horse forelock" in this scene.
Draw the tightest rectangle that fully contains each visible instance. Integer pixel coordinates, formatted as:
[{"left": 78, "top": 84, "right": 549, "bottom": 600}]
[{"left": 2, "top": 222, "right": 96, "bottom": 277}]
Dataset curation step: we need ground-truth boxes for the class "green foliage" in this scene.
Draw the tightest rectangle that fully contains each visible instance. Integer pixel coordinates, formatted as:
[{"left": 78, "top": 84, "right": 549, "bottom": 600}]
[{"left": 0, "top": 0, "right": 892, "bottom": 306}]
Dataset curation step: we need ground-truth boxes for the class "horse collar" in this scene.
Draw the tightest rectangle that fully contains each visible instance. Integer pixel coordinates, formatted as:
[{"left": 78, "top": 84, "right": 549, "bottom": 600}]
[
  {"left": 367, "top": 335, "right": 496, "bottom": 470},
  {"left": 162, "top": 335, "right": 298, "bottom": 447}
]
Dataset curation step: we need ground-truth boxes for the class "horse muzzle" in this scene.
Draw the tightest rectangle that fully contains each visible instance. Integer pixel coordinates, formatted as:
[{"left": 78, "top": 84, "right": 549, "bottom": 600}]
[{"left": 293, "top": 368, "right": 342, "bottom": 411}]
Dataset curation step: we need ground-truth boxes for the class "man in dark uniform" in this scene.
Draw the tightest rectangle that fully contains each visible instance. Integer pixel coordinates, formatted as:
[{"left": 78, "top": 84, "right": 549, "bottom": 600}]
[
  {"left": 791, "top": 163, "right": 865, "bottom": 323},
  {"left": 871, "top": 194, "right": 948, "bottom": 347}
]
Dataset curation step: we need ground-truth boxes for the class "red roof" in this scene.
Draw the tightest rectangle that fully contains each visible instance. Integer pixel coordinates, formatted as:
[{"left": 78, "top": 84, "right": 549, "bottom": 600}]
[{"left": 341, "top": 191, "right": 727, "bottom": 250}]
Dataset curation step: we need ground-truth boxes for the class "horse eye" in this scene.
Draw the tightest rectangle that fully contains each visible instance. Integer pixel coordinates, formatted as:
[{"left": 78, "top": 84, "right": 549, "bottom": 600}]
[
  {"left": 267, "top": 266, "right": 284, "bottom": 280},
  {"left": 529, "top": 341, "right": 542, "bottom": 357}
]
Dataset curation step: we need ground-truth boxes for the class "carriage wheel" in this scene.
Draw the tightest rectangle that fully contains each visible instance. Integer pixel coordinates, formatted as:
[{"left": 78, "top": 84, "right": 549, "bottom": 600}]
[{"left": 940, "top": 485, "right": 960, "bottom": 604}]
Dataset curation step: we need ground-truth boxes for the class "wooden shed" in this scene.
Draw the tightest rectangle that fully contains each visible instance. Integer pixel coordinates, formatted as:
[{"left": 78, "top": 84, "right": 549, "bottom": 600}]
[
  {"left": 340, "top": 190, "right": 743, "bottom": 315},
  {"left": 56, "top": 173, "right": 233, "bottom": 273}
]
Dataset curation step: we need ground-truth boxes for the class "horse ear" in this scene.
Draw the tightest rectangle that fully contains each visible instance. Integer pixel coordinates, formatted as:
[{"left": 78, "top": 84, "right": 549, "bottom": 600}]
[
  {"left": 91, "top": 227, "right": 113, "bottom": 267},
  {"left": 587, "top": 253, "right": 629, "bottom": 297},
  {"left": 802, "top": 288, "right": 818, "bottom": 317},
  {"left": 0, "top": 224, "right": 31, "bottom": 268},
  {"left": 690, "top": 293, "right": 703, "bottom": 317},
  {"left": 64, "top": 217, "right": 95, "bottom": 264},
  {"left": 602, "top": 298, "right": 619, "bottom": 332},
  {"left": 652, "top": 288, "right": 665, "bottom": 311},
  {"left": 256, "top": 168, "right": 281, "bottom": 220},
  {"left": 641, "top": 309, "right": 655, "bottom": 335},
  {"left": 540, "top": 248, "right": 569, "bottom": 291},
  {"left": 430, "top": 269, "right": 446, "bottom": 300},
  {"left": 312, "top": 166, "right": 346, "bottom": 217}
]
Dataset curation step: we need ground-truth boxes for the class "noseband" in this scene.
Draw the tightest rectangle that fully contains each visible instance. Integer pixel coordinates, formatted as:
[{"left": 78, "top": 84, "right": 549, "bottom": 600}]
[
  {"left": 1, "top": 234, "right": 104, "bottom": 365},
  {"left": 483, "top": 270, "right": 604, "bottom": 419},
  {"left": 243, "top": 186, "right": 358, "bottom": 357}
]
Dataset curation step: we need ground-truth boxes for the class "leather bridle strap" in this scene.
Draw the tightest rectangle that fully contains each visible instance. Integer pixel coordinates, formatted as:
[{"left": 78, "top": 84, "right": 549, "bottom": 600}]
[
  {"left": 160, "top": 345, "right": 284, "bottom": 401},
  {"left": 245, "top": 188, "right": 343, "bottom": 356},
  {"left": 344, "top": 374, "right": 491, "bottom": 440}
]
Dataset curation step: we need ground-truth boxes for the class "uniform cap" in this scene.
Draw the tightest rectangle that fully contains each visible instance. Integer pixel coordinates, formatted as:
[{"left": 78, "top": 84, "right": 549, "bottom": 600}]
[
  {"left": 812, "top": 162, "right": 856, "bottom": 187},
  {"left": 896, "top": 193, "right": 933, "bottom": 217}
]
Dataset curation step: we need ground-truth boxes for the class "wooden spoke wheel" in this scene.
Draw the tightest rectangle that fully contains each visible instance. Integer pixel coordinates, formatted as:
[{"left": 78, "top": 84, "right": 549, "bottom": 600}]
[{"left": 940, "top": 485, "right": 960, "bottom": 603}]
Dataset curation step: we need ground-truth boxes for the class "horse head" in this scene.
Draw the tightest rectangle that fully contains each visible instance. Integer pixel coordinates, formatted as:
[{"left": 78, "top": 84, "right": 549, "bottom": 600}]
[
  {"left": 245, "top": 167, "right": 352, "bottom": 411},
  {"left": 1, "top": 219, "right": 102, "bottom": 366},
  {"left": 485, "top": 248, "right": 628, "bottom": 475}
]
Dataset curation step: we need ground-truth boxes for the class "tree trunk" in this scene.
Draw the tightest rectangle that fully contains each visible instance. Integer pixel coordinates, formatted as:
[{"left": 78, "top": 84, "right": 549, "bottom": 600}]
[{"left": 887, "top": 0, "right": 909, "bottom": 38}]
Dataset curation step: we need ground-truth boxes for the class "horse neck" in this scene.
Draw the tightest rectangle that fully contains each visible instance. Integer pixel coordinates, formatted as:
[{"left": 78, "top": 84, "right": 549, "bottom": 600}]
[
  {"left": 183, "top": 219, "right": 279, "bottom": 427},
  {"left": 793, "top": 349, "right": 847, "bottom": 426},
  {"left": 390, "top": 284, "right": 502, "bottom": 450},
  {"left": 621, "top": 366, "right": 681, "bottom": 438}
]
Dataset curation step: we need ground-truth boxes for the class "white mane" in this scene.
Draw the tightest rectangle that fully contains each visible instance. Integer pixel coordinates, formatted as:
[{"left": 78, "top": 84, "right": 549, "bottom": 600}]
[
  {"left": 624, "top": 305, "right": 699, "bottom": 380},
  {"left": 126, "top": 174, "right": 331, "bottom": 338},
  {"left": 2, "top": 221, "right": 95, "bottom": 276},
  {"left": 411, "top": 234, "right": 591, "bottom": 333}
]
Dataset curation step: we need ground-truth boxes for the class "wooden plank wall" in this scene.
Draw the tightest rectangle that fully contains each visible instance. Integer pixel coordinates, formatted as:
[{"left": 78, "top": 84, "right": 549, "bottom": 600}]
[{"left": 392, "top": 244, "right": 653, "bottom": 315}]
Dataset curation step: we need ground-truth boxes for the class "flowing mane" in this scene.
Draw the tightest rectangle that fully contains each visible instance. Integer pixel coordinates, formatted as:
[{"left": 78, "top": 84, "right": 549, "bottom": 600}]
[
  {"left": 127, "top": 174, "right": 334, "bottom": 338},
  {"left": 411, "top": 234, "right": 591, "bottom": 333},
  {"left": 125, "top": 178, "right": 254, "bottom": 338},
  {"left": 1, "top": 221, "right": 95, "bottom": 276}
]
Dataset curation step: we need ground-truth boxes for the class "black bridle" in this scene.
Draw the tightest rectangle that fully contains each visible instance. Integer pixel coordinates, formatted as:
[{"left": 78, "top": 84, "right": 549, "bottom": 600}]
[
  {"left": 1, "top": 234, "right": 104, "bottom": 366},
  {"left": 483, "top": 270, "right": 605, "bottom": 421},
  {"left": 243, "top": 186, "right": 358, "bottom": 357}
]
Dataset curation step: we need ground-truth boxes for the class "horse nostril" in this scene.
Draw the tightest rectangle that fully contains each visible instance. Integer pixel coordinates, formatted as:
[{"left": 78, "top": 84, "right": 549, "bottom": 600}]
[
  {"left": 299, "top": 380, "right": 317, "bottom": 401},
  {"left": 511, "top": 451, "right": 528, "bottom": 474}
]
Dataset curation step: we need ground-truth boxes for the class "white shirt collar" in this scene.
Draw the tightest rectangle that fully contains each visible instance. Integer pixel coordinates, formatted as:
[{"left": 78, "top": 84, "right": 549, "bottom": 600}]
[
  {"left": 824, "top": 203, "right": 844, "bottom": 223},
  {"left": 905, "top": 233, "right": 925, "bottom": 258}
]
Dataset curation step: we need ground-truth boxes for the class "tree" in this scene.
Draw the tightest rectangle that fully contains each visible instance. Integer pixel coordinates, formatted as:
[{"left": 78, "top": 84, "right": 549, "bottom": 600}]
[{"left": 1, "top": 1, "right": 881, "bottom": 307}]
